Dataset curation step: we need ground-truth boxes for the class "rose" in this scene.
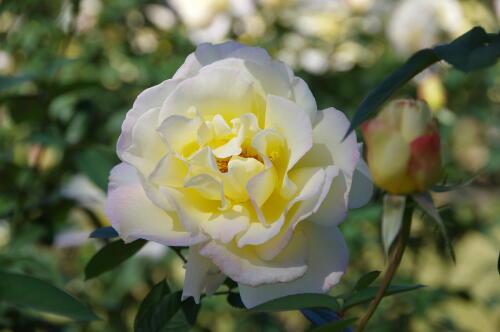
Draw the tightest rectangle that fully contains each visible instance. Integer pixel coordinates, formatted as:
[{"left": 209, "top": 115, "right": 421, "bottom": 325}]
[
  {"left": 361, "top": 99, "right": 441, "bottom": 195},
  {"left": 105, "top": 42, "right": 372, "bottom": 308}
]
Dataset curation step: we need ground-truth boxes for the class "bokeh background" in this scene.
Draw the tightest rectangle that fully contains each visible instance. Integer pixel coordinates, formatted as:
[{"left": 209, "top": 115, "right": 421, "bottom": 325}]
[{"left": 0, "top": 0, "right": 499, "bottom": 331}]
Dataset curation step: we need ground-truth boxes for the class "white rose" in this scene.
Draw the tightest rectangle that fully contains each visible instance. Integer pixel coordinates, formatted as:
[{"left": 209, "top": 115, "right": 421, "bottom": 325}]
[{"left": 105, "top": 42, "right": 372, "bottom": 308}]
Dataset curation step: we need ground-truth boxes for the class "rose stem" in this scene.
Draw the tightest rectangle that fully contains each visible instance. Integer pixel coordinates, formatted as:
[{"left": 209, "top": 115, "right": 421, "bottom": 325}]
[{"left": 355, "top": 204, "right": 413, "bottom": 332}]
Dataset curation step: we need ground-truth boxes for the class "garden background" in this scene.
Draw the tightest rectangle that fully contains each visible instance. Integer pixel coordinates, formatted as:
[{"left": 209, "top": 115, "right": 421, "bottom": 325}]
[{"left": 0, "top": 0, "right": 499, "bottom": 331}]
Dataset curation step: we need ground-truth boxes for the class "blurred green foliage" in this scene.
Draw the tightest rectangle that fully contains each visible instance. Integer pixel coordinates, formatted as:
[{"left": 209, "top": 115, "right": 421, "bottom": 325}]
[{"left": 0, "top": 0, "right": 498, "bottom": 331}]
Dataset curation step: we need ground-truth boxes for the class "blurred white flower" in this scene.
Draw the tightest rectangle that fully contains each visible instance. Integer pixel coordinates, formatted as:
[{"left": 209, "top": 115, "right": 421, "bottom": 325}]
[
  {"left": 167, "top": 0, "right": 255, "bottom": 43},
  {"left": 300, "top": 48, "right": 329, "bottom": 74},
  {"left": 145, "top": 4, "right": 176, "bottom": 31},
  {"left": 387, "top": 0, "right": 466, "bottom": 56}
]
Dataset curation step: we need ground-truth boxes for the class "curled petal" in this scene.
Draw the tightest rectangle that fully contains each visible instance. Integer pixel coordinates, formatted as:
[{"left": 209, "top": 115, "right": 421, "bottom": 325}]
[
  {"left": 238, "top": 223, "right": 348, "bottom": 308},
  {"left": 182, "top": 246, "right": 225, "bottom": 303},
  {"left": 199, "top": 230, "right": 308, "bottom": 287},
  {"left": 105, "top": 181, "right": 205, "bottom": 246}
]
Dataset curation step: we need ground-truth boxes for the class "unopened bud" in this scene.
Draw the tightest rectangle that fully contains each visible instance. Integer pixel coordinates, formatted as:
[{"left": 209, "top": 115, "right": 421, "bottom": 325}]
[{"left": 361, "top": 99, "right": 441, "bottom": 194}]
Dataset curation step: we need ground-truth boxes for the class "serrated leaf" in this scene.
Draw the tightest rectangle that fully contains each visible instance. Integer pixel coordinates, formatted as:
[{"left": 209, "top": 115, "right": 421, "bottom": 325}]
[
  {"left": 84, "top": 239, "right": 146, "bottom": 280},
  {"left": 89, "top": 226, "right": 119, "bottom": 239},
  {"left": 251, "top": 293, "right": 340, "bottom": 312},
  {"left": 353, "top": 271, "right": 381, "bottom": 292},
  {"left": 413, "top": 192, "right": 456, "bottom": 262},
  {"left": 309, "top": 318, "right": 357, "bottom": 332},
  {"left": 342, "top": 285, "right": 424, "bottom": 311},
  {"left": 344, "top": 27, "right": 499, "bottom": 139},
  {"left": 300, "top": 308, "right": 341, "bottom": 326},
  {"left": 135, "top": 290, "right": 200, "bottom": 332},
  {"left": 0, "top": 271, "right": 98, "bottom": 321},
  {"left": 382, "top": 195, "right": 406, "bottom": 257}
]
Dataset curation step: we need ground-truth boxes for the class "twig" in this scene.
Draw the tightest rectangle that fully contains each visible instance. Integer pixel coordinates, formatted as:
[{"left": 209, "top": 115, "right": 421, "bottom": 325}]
[
  {"left": 355, "top": 205, "right": 413, "bottom": 332},
  {"left": 170, "top": 246, "right": 187, "bottom": 263}
]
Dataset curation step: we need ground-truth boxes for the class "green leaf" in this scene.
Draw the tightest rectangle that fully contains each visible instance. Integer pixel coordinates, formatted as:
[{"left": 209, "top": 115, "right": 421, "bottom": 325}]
[
  {"left": 309, "top": 318, "right": 358, "bottom": 332},
  {"left": 430, "top": 176, "right": 476, "bottom": 192},
  {"left": 413, "top": 192, "right": 456, "bottom": 262},
  {"left": 342, "top": 285, "right": 424, "bottom": 311},
  {"left": 433, "top": 27, "right": 500, "bottom": 72},
  {"left": 0, "top": 271, "right": 98, "bottom": 321},
  {"left": 84, "top": 239, "right": 147, "bottom": 280},
  {"left": 344, "top": 48, "right": 438, "bottom": 138},
  {"left": 353, "top": 271, "right": 381, "bottom": 292},
  {"left": 344, "top": 27, "right": 499, "bottom": 138},
  {"left": 135, "top": 280, "right": 171, "bottom": 330},
  {"left": 74, "top": 146, "right": 118, "bottom": 192},
  {"left": 382, "top": 195, "right": 406, "bottom": 257},
  {"left": 0, "top": 74, "right": 35, "bottom": 92},
  {"left": 251, "top": 293, "right": 341, "bottom": 312},
  {"left": 89, "top": 226, "right": 119, "bottom": 239},
  {"left": 135, "top": 290, "right": 200, "bottom": 332},
  {"left": 226, "top": 292, "right": 245, "bottom": 309}
]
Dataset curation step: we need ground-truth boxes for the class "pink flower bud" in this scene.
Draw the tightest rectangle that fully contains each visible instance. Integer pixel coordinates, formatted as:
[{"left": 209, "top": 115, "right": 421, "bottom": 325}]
[{"left": 361, "top": 99, "right": 441, "bottom": 194}]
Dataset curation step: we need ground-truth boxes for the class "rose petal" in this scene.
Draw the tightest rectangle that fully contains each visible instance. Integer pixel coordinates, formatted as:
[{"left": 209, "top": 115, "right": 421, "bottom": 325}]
[
  {"left": 265, "top": 95, "right": 313, "bottom": 172},
  {"left": 199, "top": 229, "right": 307, "bottom": 287},
  {"left": 238, "top": 223, "right": 348, "bottom": 308},
  {"left": 182, "top": 245, "right": 226, "bottom": 303},
  {"left": 105, "top": 181, "right": 205, "bottom": 246}
]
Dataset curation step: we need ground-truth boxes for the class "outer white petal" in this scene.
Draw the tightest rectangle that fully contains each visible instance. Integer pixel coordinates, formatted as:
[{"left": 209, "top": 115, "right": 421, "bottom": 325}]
[
  {"left": 265, "top": 95, "right": 313, "bottom": 171},
  {"left": 108, "top": 162, "right": 139, "bottom": 192},
  {"left": 292, "top": 77, "right": 317, "bottom": 123},
  {"left": 104, "top": 181, "right": 206, "bottom": 246},
  {"left": 173, "top": 41, "right": 271, "bottom": 80},
  {"left": 182, "top": 246, "right": 225, "bottom": 304},
  {"left": 299, "top": 107, "right": 359, "bottom": 175},
  {"left": 298, "top": 108, "right": 361, "bottom": 225},
  {"left": 161, "top": 66, "right": 256, "bottom": 121},
  {"left": 348, "top": 157, "right": 373, "bottom": 209},
  {"left": 117, "top": 79, "right": 180, "bottom": 161},
  {"left": 199, "top": 230, "right": 308, "bottom": 287},
  {"left": 238, "top": 223, "right": 348, "bottom": 308},
  {"left": 120, "top": 107, "right": 166, "bottom": 176}
]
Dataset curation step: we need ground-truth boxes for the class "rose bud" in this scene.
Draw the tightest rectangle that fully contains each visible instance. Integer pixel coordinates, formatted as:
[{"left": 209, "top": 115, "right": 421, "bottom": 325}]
[{"left": 361, "top": 99, "right": 441, "bottom": 194}]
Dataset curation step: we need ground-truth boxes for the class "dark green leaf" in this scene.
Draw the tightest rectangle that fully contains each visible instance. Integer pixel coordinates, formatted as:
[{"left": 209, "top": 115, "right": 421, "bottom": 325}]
[
  {"left": 430, "top": 176, "right": 476, "bottom": 192},
  {"left": 0, "top": 74, "right": 35, "bottom": 92},
  {"left": 89, "top": 226, "right": 119, "bottom": 239},
  {"left": 227, "top": 292, "right": 245, "bottom": 309},
  {"left": 344, "top": 49, "right": 438, "bottom": 139},
  {"left": 344, "top": 27, "right": 499, "bottom": 138},
  {"left": 223, "top": 277, "right": 237, "bottom": 289},
  {"left": 84, "top": 239, "right": 146, "bottom": 280},
  {"left": 0, "top": 271, "right": 98, "bottom": 321},
  {"left": 353, "top": 271, "right": 381, "bottom": 292},
  {"left": 74, "top": 146, "right": 118, "bottom": 191},
  {"left": 413, "top": 192, "right": 456, "bottom": 262},
  {"left": 251, "top": 293, "right": 340, "bottom": 312},
  {"left": 135, "top": 280, "right": 171, "bottom": 331},
  {"left": 309, "top": 318, "right": 357, "bottom": 332},
  {"left": 135, "top": 290, "right": 200, "bottom": 332},
  {"left": 433, "top": 27, "right": 500, "bottom": 72},
  {"left": 342, "top": 285, "right": 424, "bottom": 310}
]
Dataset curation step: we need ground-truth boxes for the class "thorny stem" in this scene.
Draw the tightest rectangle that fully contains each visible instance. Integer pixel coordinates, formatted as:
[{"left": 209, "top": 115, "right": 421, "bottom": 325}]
[{"left": 355, "top": 205, "right": 413, "bottom": 332}]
